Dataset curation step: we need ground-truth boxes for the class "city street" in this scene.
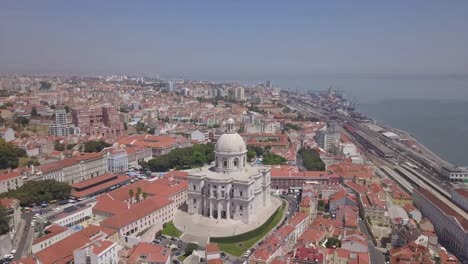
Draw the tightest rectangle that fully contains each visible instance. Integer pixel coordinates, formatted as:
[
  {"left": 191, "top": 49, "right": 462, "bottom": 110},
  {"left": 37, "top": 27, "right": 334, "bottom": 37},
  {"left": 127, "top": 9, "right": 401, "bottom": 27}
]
[
  {"left": 358, "top": 220, "right": 385, "bottom": 264},
  {"left": 14, "top": 211, "right": 35, "bottom": 259}
]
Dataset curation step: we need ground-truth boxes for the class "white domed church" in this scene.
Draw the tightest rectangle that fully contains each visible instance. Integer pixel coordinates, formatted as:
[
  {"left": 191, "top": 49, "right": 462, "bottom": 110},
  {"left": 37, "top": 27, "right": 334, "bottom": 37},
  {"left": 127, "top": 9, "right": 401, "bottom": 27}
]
[{"left": 187, "top": 118, "right": 271, "bottom": 224}]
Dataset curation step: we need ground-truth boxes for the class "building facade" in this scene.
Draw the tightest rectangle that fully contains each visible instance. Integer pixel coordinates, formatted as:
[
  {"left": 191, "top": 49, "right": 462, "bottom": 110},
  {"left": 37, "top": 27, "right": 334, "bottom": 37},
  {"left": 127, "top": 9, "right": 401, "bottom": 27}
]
[{"left": 188, "top": 118, "right": 271, "bottom": 224}]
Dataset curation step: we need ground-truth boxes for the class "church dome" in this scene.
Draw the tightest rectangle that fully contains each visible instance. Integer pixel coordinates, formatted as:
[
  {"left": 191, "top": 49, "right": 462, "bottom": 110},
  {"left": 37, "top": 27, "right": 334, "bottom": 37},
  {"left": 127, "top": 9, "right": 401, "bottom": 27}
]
[{"left": 216, "top": 133, "right": 247, "bottom": 154}]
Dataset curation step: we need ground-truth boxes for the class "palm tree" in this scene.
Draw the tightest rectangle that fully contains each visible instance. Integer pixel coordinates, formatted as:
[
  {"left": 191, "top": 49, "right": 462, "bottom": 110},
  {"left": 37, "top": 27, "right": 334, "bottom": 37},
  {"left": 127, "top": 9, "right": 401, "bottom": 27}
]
[
  {"left": 128, "top": 189, "right": 134, "bottom": 202},
  {"left": 142, "top": 192, "right": 148, "bottom": 200},
  {"left": 136, "top": 187, "right": 142, "bottom": 202}
]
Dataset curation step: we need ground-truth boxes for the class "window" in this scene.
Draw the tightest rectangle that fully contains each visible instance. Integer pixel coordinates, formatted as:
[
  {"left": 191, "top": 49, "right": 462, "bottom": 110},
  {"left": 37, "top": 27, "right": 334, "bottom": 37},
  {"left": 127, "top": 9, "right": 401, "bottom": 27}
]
[
  {"left": 240, "top": 205, "right": 243, "bottom": 211},
  {"left": 234, "top": 158, "right": 239, "bottom": 168},
  {"left": 240, "top": 191, "right": 243, "bottom": 197},
  {"left": 223, "top": 159, "right": 228, "bottom": 168},
  {"left": 193, "top": 185, "right": 196, "bottom": 190}
]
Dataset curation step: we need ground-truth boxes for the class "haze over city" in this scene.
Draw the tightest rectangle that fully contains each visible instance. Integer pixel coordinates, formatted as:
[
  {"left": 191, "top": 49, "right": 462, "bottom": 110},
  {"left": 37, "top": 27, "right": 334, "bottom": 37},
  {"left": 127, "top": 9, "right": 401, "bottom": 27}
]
[{"left": 1, "top": 1, "right": 468, "bottom": 78}]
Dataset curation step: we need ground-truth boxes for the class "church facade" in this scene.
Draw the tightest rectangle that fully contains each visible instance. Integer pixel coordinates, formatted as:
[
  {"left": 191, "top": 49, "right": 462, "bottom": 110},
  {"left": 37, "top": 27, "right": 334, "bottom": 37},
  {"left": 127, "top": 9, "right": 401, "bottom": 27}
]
[{"left": 187, "top": 118, "right": 271, "bottom": 224}]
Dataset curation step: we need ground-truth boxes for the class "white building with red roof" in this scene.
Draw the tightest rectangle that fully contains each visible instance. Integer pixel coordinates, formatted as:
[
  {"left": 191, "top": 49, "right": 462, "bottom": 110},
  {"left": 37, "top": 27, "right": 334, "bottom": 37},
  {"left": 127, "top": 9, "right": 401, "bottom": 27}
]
[
  {"left": 73, "top": 239, "right": 118, "bottom": 264},
  {"left": 0, "top": 169, "right": 25, "bottom": 193},
  {"left": 126, "top": 242, "right": 170, "bottom": 264}
]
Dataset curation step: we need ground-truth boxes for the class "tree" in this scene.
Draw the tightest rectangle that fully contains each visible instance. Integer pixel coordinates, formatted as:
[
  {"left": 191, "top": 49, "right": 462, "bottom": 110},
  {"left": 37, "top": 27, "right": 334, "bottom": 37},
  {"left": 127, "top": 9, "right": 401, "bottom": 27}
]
[
  {"left": 0, "top": 205, "right": 10, "bottom": 235},
  {"left": 83, "top": 140, "right": 111, "bottom": 153},
  {"left": 0, "top": 139, "right": 20, "bottom": 169},
  {"left": 66, "top": 144, "right": 76, "bottom": 150},
  {"left": 0, "top": 180, "right": 71, "bottom": 206},
  {"left": 31, "top": 107, "right": 39, "bottom": 117},
  {"left": 298, "top": 148, "right": 325, "bottom": 171},
  {"left": 136, "top": 187, "right": 142, "bottom": 202},
  {"left": 142, "top": 192, "right": 148, "bottom": 200},
  {"left": 14, "top": 116, "right": 29, "bottom": 127},
  {"left": 15, "top": 148, "right": 27, "bottom": 158},
  {"left": 54, "top": 140, "right": 65, "bottom": 151},
  {"left": 247, "top": 150, "right": 256, "bottom": 162},
  {"left": 262, "top": 153, "right": 287, "bottom": 165},
  {"left": 64, "top": 106, "right": 70, "bottom": 113},
  {"left": 27, "top": 156, "right": 40, "bottom": 167},
  {"left": 128, "top": 189, "right": 134, "bottom": 202},
  {"left": 147, "top": 144, "right": 215, "bottom": 172},
  {"left": 190, "top": 151, "right": 206, "bottom": 168},
  {"left": 185, "top": 243, "right": 199, "bottom": 255},
  {"left": 326, "top": 237, "right": 341, "bottom": 248}
]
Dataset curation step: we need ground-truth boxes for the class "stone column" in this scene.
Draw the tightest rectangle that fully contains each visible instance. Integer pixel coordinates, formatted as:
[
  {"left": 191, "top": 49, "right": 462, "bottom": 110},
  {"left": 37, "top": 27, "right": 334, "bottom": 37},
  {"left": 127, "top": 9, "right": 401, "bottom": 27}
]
[
  {"left": 217, "top": 202, "right": 222, "bottom": 220},
  {"left": 226, "top": 201, "right": 230, "bottom": 219},
  {"left": 209, "top": 199, "right": 213, "bottom": 218}
]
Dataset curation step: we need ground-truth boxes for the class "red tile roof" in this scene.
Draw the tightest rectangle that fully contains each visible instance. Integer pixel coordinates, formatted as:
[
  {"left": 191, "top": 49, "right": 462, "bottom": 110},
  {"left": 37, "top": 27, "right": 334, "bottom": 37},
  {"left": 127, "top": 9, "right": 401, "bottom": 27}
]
[
  {"left": 71, "top": 175, "right": 130, "bottom": 198},
  {"left": 71, "top": 173, "right": 119, "bottom": 189},
  {"left": 0, "top": 197, "right": 19, "bottom": 209},
  {"left": 31, "top": 225, "right": 113, "bottom": 264},
  {"left": 32, "top": 224, "right": 69, "bottom": 245},
  {"left": 454, "top": 188, "right": 468, "bottom": 199},
  {"left": 0, "top": 170, "right": 22, "bottom": 181},
  {"left": 92, "top": 194, "right": 129, "bottom": 216},
  {"left": 127, "top": 243, "right": 170, "bottom": 263},
  {"left": 415, "top": 187, "right": 468, "bottom": 231},
  {"left": 289, "top": 212, "right": 308, "bottom": 227},
  {"left": 206, "top": 243, "right": 220, "bottom": 253},
  {"left": 100, "top": 196, "right": 172, "bottom": 229}
]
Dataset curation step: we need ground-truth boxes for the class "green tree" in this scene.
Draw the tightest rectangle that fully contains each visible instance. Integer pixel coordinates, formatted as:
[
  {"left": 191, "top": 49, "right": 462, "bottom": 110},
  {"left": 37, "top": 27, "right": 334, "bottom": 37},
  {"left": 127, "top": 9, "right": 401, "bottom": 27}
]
[
  {"left": 262, "top": 153, "right": 287, "bottom": 165},
  {"left": 64, "top": 106, "right": 70, "bottom": 113},
  {"left": 191, "top": 151, "right": 206, "bottom": 168},
  {"left": 185, "top": 243, "right": 199, "bottom": 255},
  {"left": 31, "top": 107, "right": 39, "bottom": 117},
  {"left": 0, "top": 180, "right": 71, "bottom": 206},
  {"left": 0, "top": 205, "right": 10, "bottom": 235},
  {"left": 247, "top": 150, "right": 256, "bottom": 162},
  {"left": 128, "top": 189, "right": 134, "bottom": 201},
  {"left": 15, "top": 148, "right": 27, "bottom": 158},
  {"left": 142, "top": 192, "right": 148, "bottom": 200},
  {"left": 66, "top": 143, "right": 76, "bottom": 150},
  {"left": 136, "top": 187, "right": 142, "bottom": 202},
  {"left": 326, "top": 237, "right": 341, "bottom": 248},
  {"left": 27, "top": 156, "right": 40, "bottom": 167},
  {"left": 54, "top": 140, "right": 65, "bottom": 151},
  {"left": 0, "top": 139, "right": 20, "bottom": 169},
  {"left": 298, "top": 148, "right": 325, "bottom": 171},
  {"left": 83, "top": 140, "right": 111, "bottom": 152},
  {"left": 14, "top": 116, "right": 29, "bottom": 127}
]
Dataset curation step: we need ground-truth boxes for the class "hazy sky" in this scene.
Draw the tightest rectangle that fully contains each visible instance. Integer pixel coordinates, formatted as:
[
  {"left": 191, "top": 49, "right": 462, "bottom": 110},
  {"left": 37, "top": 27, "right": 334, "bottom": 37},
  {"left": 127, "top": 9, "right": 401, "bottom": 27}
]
[{"left": 1, "top": 1, "right": 467, "bottom": 78}]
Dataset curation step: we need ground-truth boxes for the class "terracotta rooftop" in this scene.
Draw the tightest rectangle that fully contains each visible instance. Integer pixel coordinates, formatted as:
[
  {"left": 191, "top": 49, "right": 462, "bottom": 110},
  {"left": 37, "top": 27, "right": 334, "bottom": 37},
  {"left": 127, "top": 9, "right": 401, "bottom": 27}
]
[
  {"left": 127, "top": 242, "right": 170, "bottom": 263},
  {"left": 32, "top": 224, "right": 69, "bottom": 245},
  {"left": 453, "top": 188, "right": 468, "bottom": 199},
  {"left": 100, "top": 196, "right": 172, "bottom": 229},
  {"left": 415, "top": 187, "right": 468, "bottom": 231},
  {"left": 206, "top": 243, "right": 220, "bottom": 253}
]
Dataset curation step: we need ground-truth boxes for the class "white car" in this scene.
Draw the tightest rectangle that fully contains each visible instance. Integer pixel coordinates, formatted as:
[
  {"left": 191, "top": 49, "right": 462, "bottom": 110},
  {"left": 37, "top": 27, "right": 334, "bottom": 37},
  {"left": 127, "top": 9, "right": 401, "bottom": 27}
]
[
  {"left": 244, "top": 250, "right": 251, "bottom": 258},
  {"left": 10, "top": 250, "right": 16, "bottom": 254},
  {"left": 3, "top": 254, "right": 14, "bottom": 259}
]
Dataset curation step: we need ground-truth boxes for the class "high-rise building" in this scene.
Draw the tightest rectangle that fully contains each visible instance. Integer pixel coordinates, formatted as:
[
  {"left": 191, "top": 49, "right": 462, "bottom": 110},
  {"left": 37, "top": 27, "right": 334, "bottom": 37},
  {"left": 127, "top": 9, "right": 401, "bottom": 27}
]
[
  {"left": 72, "top": 105, "right": 124, "bottom": 138},
  {"left": 49, "top": 109, "right": 72, "bottom": 137},
  {"left": 265, "top": 80, "right": 271, "bottom": 89},
  {"left": 235, "top": 87, "right": 245, "bottom": 101},
  {"left": 167, "top": 81, "right": 174, "bottom": 92},
  {"left": 315, "top": 125, "right": 339, "bottom": 152}
]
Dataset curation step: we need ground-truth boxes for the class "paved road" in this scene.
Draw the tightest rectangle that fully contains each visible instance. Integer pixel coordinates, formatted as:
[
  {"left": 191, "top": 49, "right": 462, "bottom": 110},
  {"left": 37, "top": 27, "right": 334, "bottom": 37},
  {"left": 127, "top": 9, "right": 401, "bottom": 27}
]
[
  {"left": 358, "top": 220, "right": 385, "bottom": 264},
  {"left": 282, "top": 195, "right": 298, "bottom": 220},
  {"left": 14, "top": 212, "right": 35, "bottom": 259}
]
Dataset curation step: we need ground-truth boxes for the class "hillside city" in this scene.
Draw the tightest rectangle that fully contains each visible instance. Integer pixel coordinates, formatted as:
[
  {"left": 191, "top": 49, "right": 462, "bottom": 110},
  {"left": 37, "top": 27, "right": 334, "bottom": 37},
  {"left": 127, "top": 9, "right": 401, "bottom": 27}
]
[{"left": 0, "top": 74, "right": 466, "bottom": 264}]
